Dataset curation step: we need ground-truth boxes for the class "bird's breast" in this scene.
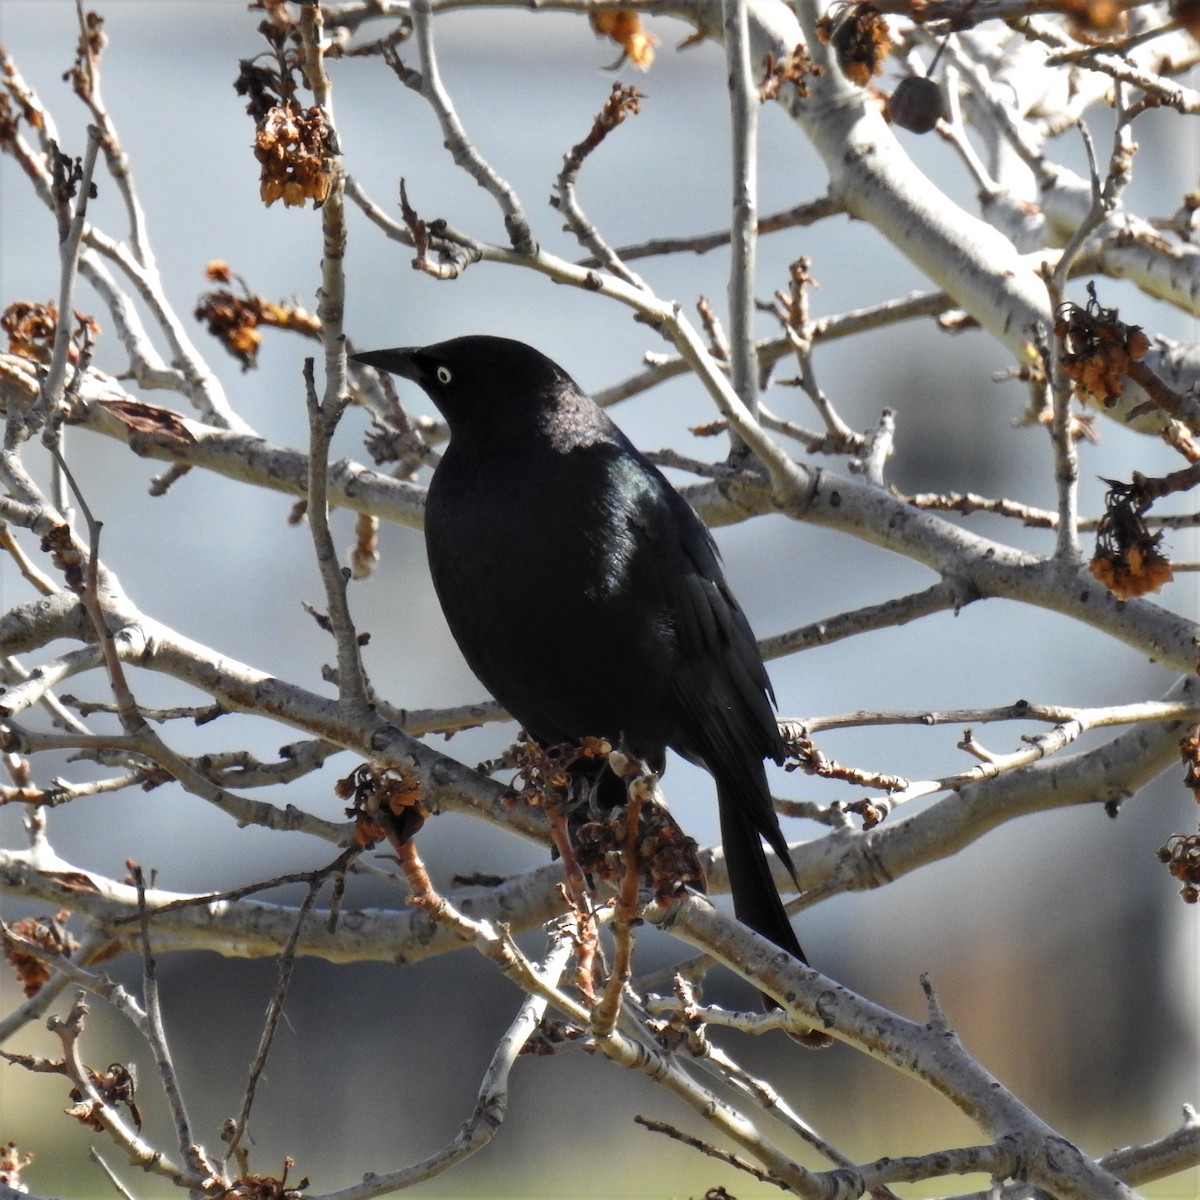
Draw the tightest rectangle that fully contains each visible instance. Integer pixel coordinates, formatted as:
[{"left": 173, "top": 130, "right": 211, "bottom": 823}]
[{"left": 423, "top": 446, "right": 682, "bottom": 749}]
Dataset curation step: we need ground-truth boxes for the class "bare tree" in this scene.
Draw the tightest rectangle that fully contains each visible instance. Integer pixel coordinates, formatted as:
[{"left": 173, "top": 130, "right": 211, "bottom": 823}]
[{"left": 0, "top": 1, "right": 1198, "bottom": 1198}]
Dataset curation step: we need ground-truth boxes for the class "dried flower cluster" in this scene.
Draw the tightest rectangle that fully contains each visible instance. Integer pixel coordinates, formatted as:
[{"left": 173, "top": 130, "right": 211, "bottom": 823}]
[
  {"left": 1, "top": 910, "right": 77, "bottom": 998},
  {"left": 2, "top": 300, "right": 98, "bottom": 364},
  {"left": 497, "top": 735, "right": 705, "bottom": 901},
  {"left": 233, "top": 7, "right": 336, "bottom": 208},
  {"left": 224, "top": 1157, "right": 309, "bottom": 1200},
  {"left": 194, "top": 261, "right": 320, "bottom": 369},
  {"left": 759, "top": 45, "right": 822, "bottom": 103},
  {"left": 1158, "top": 832, "right": 1200, "bottom": 903},
  {"left": 589, "top": 10, "right": 657, "bottom": 70},
  {"left": 234, "top": 3, "right": 303, "bottom": 122},
  {"left": 582, "top": 82, "right": 644, "bottom": 155},
  {"left": 2, "top": 300, "right": 58, "bottom": 362},
  {"left": 1183, "top": 725, "right": 1200, "bottom": 803},
  {"left": 1088, "top": 477, "right": 1175, "bottom": 599},
  {"left": 336, "top": 762, "right": 427, "bottom": 849},
  {"left": 254, "top": 101, "right": 337, "bottom": 208},
  {"left": 1055, "top": 286, "right": 1151, "bottom": 407},
  {"left": 575, "top": 801, "right": 705, "bottom": 901},
  {"left": 499, "top": 731, "right": 612, "bottom": 806},
  {"left": 817, "top": 2, "right": 891, "bottom": 87}
]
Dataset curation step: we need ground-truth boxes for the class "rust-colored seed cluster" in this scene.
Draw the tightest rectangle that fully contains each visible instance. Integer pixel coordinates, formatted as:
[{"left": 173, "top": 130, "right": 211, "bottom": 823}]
[
  {"left": 759, "top": 45, "right": 822, "bottom": 103},
  {"left": 1055, "top": 291, "right": 1151, "bottom": 407},
  {"left": 2, "top": 910, "right": 77, "bottom": 998},
  {"left": 1158, "top": 834, "right": 1200, "bottom": 903},
  {"left": 588, "top": 10, "right": 657, "bottom": 70},
  {"left": 194, "top": 290, "right": 266, "bottom": 368},
  {"left": 254, "top": 101, "right": 337, "bottom": 208},
  {"left": 576, "top": 804, "right": 705, "bottom": 901},
  {"left": 2, "top": 300, "right": 100, "bottom": 366},
  {"left": 2, "top": 300, "right": 97, "bottom": 365},
  {"left": 225, "top": 1158, "right": 309, "bottom": 1200},
  {"left": 336, "top": 763, "right": 427, "bottom": 849},
  {"left": 501, "top": 732, "right": 611, "bottom": 806},
  {"left": 817, "top": 2, "right": 891, "bottom": 87},
  {"left": 194, "top": 262, "right": 320, "bottom": 370},
  {"left": 1088, "top": 479, "right": 1174, "bottom": 599},
  {"left": 1, "top": 300, "right": 58, "bottom": 362}
]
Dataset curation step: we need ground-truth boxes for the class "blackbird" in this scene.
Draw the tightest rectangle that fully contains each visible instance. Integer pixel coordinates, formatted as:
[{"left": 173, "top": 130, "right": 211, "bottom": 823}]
[{"left": 353, "top": 336, "right": 815, "bottom": 984}]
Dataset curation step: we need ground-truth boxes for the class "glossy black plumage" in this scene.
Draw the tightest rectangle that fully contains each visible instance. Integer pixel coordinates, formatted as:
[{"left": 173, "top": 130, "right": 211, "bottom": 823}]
[{"left": 353, "top": 335, "right": 810, "bottom": 968}]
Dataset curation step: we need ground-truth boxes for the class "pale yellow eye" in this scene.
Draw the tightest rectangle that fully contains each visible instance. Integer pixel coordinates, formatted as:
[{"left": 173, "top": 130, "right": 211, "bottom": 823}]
[{"left": 436, "top": 365, "right": 452, "bottom": 385}]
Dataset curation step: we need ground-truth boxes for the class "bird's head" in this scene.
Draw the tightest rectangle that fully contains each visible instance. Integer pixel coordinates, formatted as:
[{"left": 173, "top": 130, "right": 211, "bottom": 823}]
[{"left": 351, "top": 335, "right": 578, "bottom": 436}]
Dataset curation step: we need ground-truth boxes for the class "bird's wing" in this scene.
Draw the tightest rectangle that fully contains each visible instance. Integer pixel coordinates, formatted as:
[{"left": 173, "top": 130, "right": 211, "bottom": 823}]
[{"left": 625, "top": 475, "right": 790, "bottom": 850}]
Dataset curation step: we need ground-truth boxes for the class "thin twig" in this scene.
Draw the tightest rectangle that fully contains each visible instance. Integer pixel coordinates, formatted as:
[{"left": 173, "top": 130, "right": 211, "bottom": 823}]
[
  {"left": 44, "top": 993, "right": 201, "bottom": 1188},
  {"left": 404, "top": 0, "right": 534, "bottom": 253},
  {"left": 223, "top": 855, "right": 346, "bottom": 1165},
  {"left": 300, "top": 2, "right": 349, "bottom": 407},
  {"left": 132, "top": 865, "right": 215, "bottom": 1179},
  {"left": 302, "top": 358, "right": 373, "bottom": 720},
  {"left": 70, "top": 0, "right": 152, "bottom": 268},
  {"left": 553, "top": 83, "right": 648, "bottom": 290},
  {"left": 634, "top": 1115, "right": 791, "bottom": 1188},
  {"left": 761, "top": 578, "right": 976, "bottom": 660},
  {"left": 724, "top": 0, "right": 761, "bottom": 436},
  {"left": 88, "top": 1147, "right": 138, "bottom": 1200},
  {"left": 582, "top": 195, "right": 841, "bottom": 265},
  {"left": 301, "top": 929, "right": 577, "bottom": 1200},
  {"left": 34, "top": 125, "right": 102, "bottom": 436}
]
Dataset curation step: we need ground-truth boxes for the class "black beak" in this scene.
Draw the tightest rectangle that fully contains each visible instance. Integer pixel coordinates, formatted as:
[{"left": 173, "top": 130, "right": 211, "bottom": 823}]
[{"left": 350, "top": 347, "right": 421, "bottom": 381}]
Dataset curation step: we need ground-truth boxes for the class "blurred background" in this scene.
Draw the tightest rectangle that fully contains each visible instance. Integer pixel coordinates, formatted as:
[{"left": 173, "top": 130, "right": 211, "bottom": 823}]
[{"left": 1, "top": 2, "right": 1197, "bottom": 1197}]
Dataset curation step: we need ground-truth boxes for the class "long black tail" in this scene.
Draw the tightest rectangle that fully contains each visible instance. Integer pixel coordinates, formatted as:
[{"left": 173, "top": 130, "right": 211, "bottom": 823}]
[
  {"left": 718, "top": 786, "right": 833, "bottom": 1046},
  {"left": 717, "top": 783, "right": 808, "bottom": 964}
]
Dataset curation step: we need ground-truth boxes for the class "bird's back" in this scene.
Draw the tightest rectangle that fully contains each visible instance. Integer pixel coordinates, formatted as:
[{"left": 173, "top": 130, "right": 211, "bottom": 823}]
[{"left": 426, "top": 412, "right": 688, "bottom": 758}]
